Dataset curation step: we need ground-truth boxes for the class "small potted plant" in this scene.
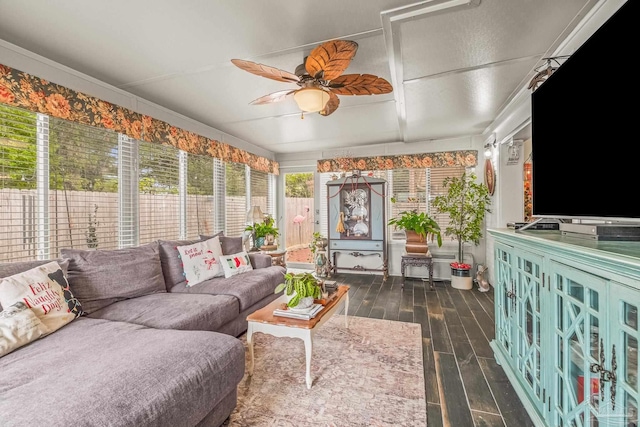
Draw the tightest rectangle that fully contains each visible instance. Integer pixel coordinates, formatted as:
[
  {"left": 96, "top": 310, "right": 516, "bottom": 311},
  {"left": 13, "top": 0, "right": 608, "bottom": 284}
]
[
  {"left": 432, "top": 172, "right": 491, "bottom": 290},
  {"left": 388, "top": 196, "right": 442, "bottom": 254},
  {"left": 245, "top": 215, "right": 279, "bottom": 249},
  {"left": 274, "top": 272, "right": 322, "bottom": 308}
]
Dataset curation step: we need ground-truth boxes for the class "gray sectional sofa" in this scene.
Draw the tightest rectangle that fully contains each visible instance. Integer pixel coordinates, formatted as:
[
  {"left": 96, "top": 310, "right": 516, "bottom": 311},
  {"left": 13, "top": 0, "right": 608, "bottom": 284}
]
[{"left": 0, "top": 236, "right": 285, "bottom": 427}]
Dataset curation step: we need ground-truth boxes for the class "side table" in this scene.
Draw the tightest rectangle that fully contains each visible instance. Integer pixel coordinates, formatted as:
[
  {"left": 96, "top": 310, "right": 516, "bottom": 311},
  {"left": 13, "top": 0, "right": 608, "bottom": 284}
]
[
  {"left": 261, "top": 249, "right": 287, "bottom": 269},
  {"left": 401, "top": 253, "right": 434, "bottom": 290}
]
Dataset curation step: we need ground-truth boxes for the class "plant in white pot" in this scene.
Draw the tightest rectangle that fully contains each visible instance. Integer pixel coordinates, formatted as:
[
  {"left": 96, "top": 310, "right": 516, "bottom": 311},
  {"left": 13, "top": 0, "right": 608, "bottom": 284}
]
[
  {"left": 432, "top": 171, "right": 491, "bottom": 290},
  {"left": 274, "top": 272, "right": 322, "bottom": 308}
]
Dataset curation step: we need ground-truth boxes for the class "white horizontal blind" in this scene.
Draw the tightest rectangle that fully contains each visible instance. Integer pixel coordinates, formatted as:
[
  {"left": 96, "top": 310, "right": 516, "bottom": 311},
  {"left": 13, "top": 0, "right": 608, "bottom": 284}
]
[
  {"left": 138, "top": 141, "right": 180, "bottom": 243},
  {"left": 0, "top": 105, "right": 38, "bottom": 261},
  {"left": 118, "top": 134, "right": 138, "bottom": 248},
  {"left": 186, "top": 153, "right": 215, "bottom": 238},
  {"left": 225, "top": 162, "right": 246, "bottom": 237},
  {"left": 387, "top": 167, "right": 465, "bottom": 239},
  {"left": 48, "top": 117, "right": 119, "bottom": 254},
  {"left": 212, "top": 158, "right": 225, "bottom": 234},
  {"left": 250, "top": 169, "right": 269, "bottom": 219}
]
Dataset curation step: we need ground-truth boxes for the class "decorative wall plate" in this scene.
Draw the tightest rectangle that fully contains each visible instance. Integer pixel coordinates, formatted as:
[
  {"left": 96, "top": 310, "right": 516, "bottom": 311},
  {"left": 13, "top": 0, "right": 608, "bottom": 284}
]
[{"left": 484, "top": 158, "right": 495, "bottom": 196}]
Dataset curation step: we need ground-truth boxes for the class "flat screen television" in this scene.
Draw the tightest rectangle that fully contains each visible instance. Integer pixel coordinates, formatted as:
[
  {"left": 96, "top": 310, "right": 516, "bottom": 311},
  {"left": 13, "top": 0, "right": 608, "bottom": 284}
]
[{"left": 531, "top": 0, "right": 638, "bottom": 222}]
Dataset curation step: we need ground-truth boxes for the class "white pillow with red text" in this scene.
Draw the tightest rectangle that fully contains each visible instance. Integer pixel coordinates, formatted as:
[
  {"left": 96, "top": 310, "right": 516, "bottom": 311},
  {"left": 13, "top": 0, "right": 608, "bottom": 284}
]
[
  {"left": 0, "top": 261, "right": 83, "bottom": 335},
  {"left": 177, "top": 236, "right": 224, "bottom": 287}
]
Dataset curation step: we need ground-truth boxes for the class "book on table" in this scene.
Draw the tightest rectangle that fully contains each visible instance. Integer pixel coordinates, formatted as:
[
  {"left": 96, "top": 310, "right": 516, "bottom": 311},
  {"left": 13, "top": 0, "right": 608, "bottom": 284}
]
[{"left": 273, "top": 303, "right": 324, "bottom": 320}]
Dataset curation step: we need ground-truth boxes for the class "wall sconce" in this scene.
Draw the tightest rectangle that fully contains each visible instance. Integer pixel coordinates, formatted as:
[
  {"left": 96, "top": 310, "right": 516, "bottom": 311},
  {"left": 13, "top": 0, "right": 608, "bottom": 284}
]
[
  {"left": 484, "top": 133, "right": 496, "bottom": 158},
  {"left": 484, "top": 144, "right": 493, "bottom": 158}
]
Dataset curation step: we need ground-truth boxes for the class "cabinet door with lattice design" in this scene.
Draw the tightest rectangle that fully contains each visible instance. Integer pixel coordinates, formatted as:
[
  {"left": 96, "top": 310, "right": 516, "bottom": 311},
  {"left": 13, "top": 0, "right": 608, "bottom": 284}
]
[
  {"left": 513, "top": 248, "right": 546, "bottom": 417},
  {"left": 548, "top": 261, "right": 608, "bottom": 427},
  {"left": 607, "top": 282, "right": 639, "bottom": 426},
  {"left": 494, "top": 242, "right": 516, "bottom": 365}
]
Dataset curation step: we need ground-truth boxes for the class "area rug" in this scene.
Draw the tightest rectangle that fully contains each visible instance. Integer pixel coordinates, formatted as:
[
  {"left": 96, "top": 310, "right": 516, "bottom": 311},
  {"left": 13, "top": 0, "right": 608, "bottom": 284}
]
[{"left": 227, "top": 316, "right": 426, "bottom": 426}]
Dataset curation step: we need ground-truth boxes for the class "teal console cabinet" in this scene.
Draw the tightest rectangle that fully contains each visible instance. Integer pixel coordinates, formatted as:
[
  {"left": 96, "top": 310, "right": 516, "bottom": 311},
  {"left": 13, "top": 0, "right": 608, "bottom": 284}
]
[{"left": 489, "top": 229, "right": 639, "bottom": 427}]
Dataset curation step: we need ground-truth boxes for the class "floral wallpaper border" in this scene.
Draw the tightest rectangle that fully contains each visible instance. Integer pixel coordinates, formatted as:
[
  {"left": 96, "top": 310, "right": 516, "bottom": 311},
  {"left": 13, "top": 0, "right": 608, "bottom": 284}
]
[
  {"left": 317, "top": 150, "right": 478, "bottom": 173},
  {"left": 0, "top": 64, "right": 279, "bottom": 174}
]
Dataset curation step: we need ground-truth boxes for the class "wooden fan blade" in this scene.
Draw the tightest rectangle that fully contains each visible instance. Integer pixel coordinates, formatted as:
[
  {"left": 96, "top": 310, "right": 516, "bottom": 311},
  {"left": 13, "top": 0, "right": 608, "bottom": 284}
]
[
  {"left": 328, "top": 74, "right": 393, "bottom": 95},
  {"left": 305, "top": 40, "right": 358, "bottom": 81},
  {"left": 231, "top": 59, "right": 300, "bottom": 83},
  {"left": 319, "top": 91, "right": 340, "bottom": 116},
  {"left": 250, "top": 90, "right": 296, "bottom": 105}
]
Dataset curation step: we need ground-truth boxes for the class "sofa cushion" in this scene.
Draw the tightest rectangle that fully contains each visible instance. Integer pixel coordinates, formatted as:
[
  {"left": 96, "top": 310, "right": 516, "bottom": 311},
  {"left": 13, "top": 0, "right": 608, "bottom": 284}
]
[
  {"left": 176, "top": 236, "right": 224, "bottom": 287},
  {"left": 158, "top": 234, "right": 222, "bottom": 290},
  {"left": 0, "top": 317, "right": 245, "bottom": 427},
  {"left": 0, "top": 261, "right": 83, "bottom": 333},
  {"left": 170, "top": 265, "right": 285, "bottom": 311},
  {"left": 219, "top": 251, "right": 253, "bottom": 278},
  {"left": 88, "top": 292, "right": 239, "bottom": 332},
  {"left": 60, "top": 242, "right": 166, "bottom": 314},
  {"left": 0, "top": 302, "right": 49, "bottom": 358}
]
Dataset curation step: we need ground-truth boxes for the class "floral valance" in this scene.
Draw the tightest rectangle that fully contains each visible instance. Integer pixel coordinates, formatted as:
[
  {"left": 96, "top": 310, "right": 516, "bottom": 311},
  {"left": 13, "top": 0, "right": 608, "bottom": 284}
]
[
  {"left": 317, "top": 151, "right": 478, "bottom": 173},
  {"left": 0, "top": 64, "right": 279, "bottom": 174}
]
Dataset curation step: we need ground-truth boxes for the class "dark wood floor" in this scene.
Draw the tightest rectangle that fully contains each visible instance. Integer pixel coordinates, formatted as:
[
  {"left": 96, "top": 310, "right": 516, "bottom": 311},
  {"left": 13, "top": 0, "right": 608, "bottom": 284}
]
[{"left": 328, "top": 272, "right": 535, "bottom": 427}]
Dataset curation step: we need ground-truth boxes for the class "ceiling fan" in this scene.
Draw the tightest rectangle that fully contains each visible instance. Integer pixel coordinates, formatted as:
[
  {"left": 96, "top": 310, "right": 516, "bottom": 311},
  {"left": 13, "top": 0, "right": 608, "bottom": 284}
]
[{"left": 231, "top": 39, "right": 393, "bottom": 117}]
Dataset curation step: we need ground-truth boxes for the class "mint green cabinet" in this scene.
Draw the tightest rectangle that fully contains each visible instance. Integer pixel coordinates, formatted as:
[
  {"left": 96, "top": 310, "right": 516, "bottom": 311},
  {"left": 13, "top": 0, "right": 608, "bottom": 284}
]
[{"left": 489, "top": 229, "right": 640, "bottom": 427}]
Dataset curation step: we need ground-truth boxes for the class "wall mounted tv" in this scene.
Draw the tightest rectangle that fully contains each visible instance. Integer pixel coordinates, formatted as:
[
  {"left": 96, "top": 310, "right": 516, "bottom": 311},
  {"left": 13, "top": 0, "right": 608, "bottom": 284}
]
[{"left": 531, "top": 0, "right": 637, "bottom": 222}]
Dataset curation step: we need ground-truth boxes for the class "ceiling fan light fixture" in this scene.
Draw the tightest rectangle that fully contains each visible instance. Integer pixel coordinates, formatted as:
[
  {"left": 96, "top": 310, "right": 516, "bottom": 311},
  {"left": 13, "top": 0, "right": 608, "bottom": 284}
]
[{"left": 293, "top": 88, "right": 330, "bottom": 113}]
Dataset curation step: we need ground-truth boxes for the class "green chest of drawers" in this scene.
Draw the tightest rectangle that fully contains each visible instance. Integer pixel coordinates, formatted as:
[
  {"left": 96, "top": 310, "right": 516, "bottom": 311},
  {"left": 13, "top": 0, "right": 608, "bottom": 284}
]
[{"left": 489, "top": 229, "right": 639, "bottom": 427}]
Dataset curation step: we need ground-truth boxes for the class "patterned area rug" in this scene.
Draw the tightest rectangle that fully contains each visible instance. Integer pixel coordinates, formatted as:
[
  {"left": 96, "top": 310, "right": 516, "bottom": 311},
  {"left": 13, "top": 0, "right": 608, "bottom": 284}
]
[{"left": 227, "top": 316, "right": 426, "bottom": 426}]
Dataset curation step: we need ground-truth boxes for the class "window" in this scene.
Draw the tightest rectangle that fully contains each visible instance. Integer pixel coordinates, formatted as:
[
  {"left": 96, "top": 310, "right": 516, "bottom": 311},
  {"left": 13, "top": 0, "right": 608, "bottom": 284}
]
[
  {"left": 250, "top": 169, "right": 270, "bottom": 218},
  {"left": 0, "top": 105, "right": 38, "bottom": 261},
  {"left": 389, "top": 167, "right": 466, "bottom": 238},
  {"left": 225, "top": 162, "right": 246, "bottom": 237},
  {"left": 186, "top": 153, "right": 214, "bottom": 238},
  {"left": 48, "top": 117, "right": 119, "bottom": 253},
  {"left": 138, "top": 141, "right": 180, "bottom": 243}
]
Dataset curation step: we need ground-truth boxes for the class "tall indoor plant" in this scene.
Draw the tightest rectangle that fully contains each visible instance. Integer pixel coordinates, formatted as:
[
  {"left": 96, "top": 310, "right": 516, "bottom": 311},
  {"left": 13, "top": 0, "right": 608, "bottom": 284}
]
[{"left": 432, "top": 172, "right": 491, "bottom": 288}]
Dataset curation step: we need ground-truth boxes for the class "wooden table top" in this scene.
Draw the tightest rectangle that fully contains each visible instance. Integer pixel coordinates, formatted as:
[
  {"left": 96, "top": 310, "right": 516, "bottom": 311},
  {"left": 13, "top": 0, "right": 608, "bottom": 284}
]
[{"left": 247, "top": 285, "right": 349, "bottom": 329}]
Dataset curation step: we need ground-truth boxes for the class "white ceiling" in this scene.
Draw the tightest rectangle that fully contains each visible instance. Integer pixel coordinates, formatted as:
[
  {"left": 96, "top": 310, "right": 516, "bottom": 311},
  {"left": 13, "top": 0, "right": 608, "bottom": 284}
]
[{"left": 0, "top": 0, "right": 598, "bottom": 156}]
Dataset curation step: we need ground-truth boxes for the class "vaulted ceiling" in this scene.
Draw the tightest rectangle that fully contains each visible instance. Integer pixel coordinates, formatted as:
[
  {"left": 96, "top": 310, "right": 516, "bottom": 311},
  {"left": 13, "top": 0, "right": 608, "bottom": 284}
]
[{"left": 0, "top": 0, "right": 601, "bottom": 155}]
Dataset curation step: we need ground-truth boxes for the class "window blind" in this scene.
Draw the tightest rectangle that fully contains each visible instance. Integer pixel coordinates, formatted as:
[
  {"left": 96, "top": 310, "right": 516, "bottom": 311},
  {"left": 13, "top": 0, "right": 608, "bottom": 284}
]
[
  {"left": 250, "top": 169, "right": 269, "bottom": 218},
  {"left": 138, "top": 141, "right": 180, "bottom": 243},
  {"left": 48, "top": 117, "right": 119, "bottom": 254},
  {"left": 186, "top": 152, "right": 215, "bottom": 238},
  {"left": 388, "top": 167, "right": 465, "bottom": 240},
  {"left": 225, "top": 162, "right": 247, "bottom": 237},
  {"left": 0, "top": 105, "right": 38, "bottom": 261}
]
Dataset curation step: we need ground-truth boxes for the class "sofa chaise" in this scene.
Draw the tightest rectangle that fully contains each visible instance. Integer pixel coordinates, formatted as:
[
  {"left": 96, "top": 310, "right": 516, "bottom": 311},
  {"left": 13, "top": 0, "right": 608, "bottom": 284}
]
[{"left": 0, "top": 235, "right": 285, "bottom": 427}]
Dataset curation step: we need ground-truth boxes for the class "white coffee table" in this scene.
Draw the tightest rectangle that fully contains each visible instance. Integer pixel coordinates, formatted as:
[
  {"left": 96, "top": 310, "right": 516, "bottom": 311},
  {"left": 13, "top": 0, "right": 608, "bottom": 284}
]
[{"left": 246, "top": 285, "right": 349, "bottom": 388}]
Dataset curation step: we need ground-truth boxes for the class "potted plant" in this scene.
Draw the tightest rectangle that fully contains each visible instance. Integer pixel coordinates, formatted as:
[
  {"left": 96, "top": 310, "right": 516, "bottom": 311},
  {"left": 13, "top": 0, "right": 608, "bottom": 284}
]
[
  {"left": 274, "top": 272, "right": 322, "bottom": 308},
  {"left": 388, "top": 196, "right": 442, "bottom": 254},
  {"left": 432, "top": 171, "right": 491, "bottom": 290},
  {"left": 245, "top": 215, "right": 279, "bottom": 248}
]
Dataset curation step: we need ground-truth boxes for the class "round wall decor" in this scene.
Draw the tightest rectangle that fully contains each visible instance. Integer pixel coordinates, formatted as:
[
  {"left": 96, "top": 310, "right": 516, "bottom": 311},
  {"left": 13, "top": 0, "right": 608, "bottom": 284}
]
[{"left": 484, "top": 159, "right": 495, "bottom": 195}]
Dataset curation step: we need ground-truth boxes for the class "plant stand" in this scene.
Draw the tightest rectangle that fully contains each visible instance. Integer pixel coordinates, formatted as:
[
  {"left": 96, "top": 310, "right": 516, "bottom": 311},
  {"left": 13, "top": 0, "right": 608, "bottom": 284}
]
[{"left": 450, "top": 267, "right": 473, "bottom": 290}]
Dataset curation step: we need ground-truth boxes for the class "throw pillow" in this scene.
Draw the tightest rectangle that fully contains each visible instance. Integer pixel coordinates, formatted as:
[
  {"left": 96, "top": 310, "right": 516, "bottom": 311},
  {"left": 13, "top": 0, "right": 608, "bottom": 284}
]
[
  {"left": 60, "top": 242, "right": 166, "bottom": 314},
  {"left": 220, "top": 236, "right": 243, "bottom": 255},
  {"left": 0, "top": 261, "right": 83, "bottom": 334},
  {"left": 176, "top": 236, "right": 224, "bottom": 287},
  {"left": 0, "top": 301, "right": 49, "bottom": 358},
  {"left": 219, "top": 251, "right": 253, "bottom": 278}
]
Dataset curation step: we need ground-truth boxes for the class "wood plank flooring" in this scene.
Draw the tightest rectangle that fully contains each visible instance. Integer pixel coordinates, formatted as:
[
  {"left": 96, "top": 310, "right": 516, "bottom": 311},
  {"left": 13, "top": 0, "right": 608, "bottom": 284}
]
[{"left": 329, "top": 273, "right": 534, "bottom": 427}]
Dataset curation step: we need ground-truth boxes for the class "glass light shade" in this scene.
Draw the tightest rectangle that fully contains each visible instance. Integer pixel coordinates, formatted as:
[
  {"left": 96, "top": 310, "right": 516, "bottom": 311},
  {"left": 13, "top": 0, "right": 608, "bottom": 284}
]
[
  {"left": 294, "top": 88, "right": 330, "bottom": 113},
  {"left": 247, "top": 206, "right": 264, "bottom": 223}
]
